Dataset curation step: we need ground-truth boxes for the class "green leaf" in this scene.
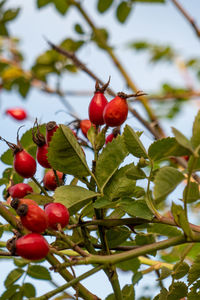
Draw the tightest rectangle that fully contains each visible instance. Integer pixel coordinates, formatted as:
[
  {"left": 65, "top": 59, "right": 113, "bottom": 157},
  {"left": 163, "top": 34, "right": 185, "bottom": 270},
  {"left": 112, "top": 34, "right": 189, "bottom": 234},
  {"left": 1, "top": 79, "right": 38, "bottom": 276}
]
[
  {"left": 1, "top": 149, "right": 13, "bottom": 165},
  {"left": 48, "top": 125, "right": 90, "bottom": 178},
  {"left": 27, "top": 265, "right": 51, "bottom": 280},
  {"left": 123, "top": 125, "right": 148, "bottom": 158},
  {"left": 117, "top": 257, "right": 140, "bottom": 273},
  {"left": 147, "top": 223, "right": 182, "bottom": 237},
  {"left": 119, "top": 198, "right": 153, "bottom": 220},
  {"left": 3, "top": 8, "right": 20, "bottom": 22},
  {"left": 106, "top": 227, "right": 130, "bottom": 248},
  {"left": 125, "top": 164, "right": 146, "bottom": 180},
  {"left": 37, "top": 0, "right": 51, "bottom": 8},
  {"left": 153, "top": 166, "right": 185, "bottom": 201},
  {"left": 13, "top": 258, "right": 29, "bottom": 268},
  {"left": 0, "top": 285, "right": 20, "bottom": 300},
  {"left": 168, "top": 281, "right": 188, "bottom": 300},
  {"left": 191, "top": 110, "right": 200, "bottom": 149},
  {"left": 188, "top": 255, "right": 200, "bottom": 285},
  {"left": 4, "top": 268, "right": 24, "bottom": 288},
  {"left": 54, "top": 185, "right": 99, "bottom": 215},
  {"left": 96, "top": 135, "right": 128, "bottom": 190},
  {"left": 97, "top": 0, "right": 113, "bottom": 13},
  {"left": 122, "top": 284, "right": 135, "bottom": 299},
  {"left": 132, "top": 272, "right": 143, "bottom": 285},
  {"left": 158, "top": 267, "right": 172, "bottom": 280},
  {"left": 148, "top": 137, "right": 190, "bottom": 161},
  {"left": 172, "top": 127, "right": 193, "bottom": 153},
  {"left": 183, "top": 182, "right": 200, "bottom": 203},
  {"left": 188, "top": 280, "right": 200, "bottom": 300},
  {"left": 74, "top": 23, "right": 85, "bottom": 34},
  {"left": 52, "top": 0, "right": 69, "bottom": 15},
  {"left": 171, "top": 202, "right": 193, "bottom": 239},
  {"left": 135, "top": 233, "right": 156, "bottom": 255},
  {"left": 24, "top": 194, "right": 54, "bottom": 205},
  {"left": 22, "top": 283, "right": 36, "bottom": 297},
  {"left": 133, "top": 0, "right": 165, "bottom": 2},
  {"left": 104, "top": 164, "right": 136, "bottom": 200},
  {"left": 60, "top": 38, "right": 84, "bottom": 52},
  {"left": 116, "top": 1, "right": 132, "bottom": 23},
  {"left": 172, "top": 261, "right": 189, "bottom": 280}
]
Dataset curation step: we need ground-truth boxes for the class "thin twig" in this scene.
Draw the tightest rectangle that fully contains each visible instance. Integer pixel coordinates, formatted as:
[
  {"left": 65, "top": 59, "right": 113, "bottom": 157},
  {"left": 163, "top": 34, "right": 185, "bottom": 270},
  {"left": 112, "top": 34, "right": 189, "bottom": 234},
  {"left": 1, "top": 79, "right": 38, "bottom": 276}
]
[{"left": 171, "top": 0, "right": 200, "bottom": 38}]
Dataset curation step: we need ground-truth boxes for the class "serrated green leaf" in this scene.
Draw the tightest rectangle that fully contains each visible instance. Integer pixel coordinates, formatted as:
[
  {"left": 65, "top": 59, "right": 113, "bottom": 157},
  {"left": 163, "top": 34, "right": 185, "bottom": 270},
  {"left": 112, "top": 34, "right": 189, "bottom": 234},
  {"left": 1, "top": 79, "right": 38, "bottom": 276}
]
[
  {"left": 125, "top": 164, "right": 146, "bottom": 180},
  {"left": 147, "top": 223, "right": 182, "bottom": 237},
  {"left": 172, "top": 261, "right": 189, "bottom": 280},
  {"left": 116, "top": 1, "right": 132, "bottom": 23},
  {"left": 24, "top": 194, "right": 54, "bottom": 205},
  {"left": 22, "top": 282, "right": 36, "bottom": 297},
  {"left": 97, "top": 0, "right": 113, "bottom": 13},
  {"left": 1, "top": 149, "right": 13, "bottom": 165},
  {"left": 158, "top": 267, "right": 172, "bottom": 280},
  {"left": 154, "top": 288, "right": 168, "bottom": 300},
  {"left": 122, "top": 284, "right": 135, "bottom": 299},
  {"left": 117, "top": 257, "right": 140, "bottom": 273},
  {"left": 48, "top": 125, "right": 90, "bottom": 178},
  {"left": 171, "top": 202, "right": 192, "bottom": 239},
  {"left": 183, "top": 182, "right": 200, "bottom": 203},
  {"left": 168, "top": 281, "right": 188, "bottom": 300},
  {"left": 27, "top": 265, "right": 51, "bottom": 280},
  {"left": 93, "top": 196, "right": 117, "bottom": 209},
  {"left": 188, "top": 255, "right": 200, "bottom": 285},
  {"left": 106, "top": 227, "right": 130, "bottom": 248},
  {"left": 4, "top": 268, "right": 24, "bottom": 288},
  {"left": 188, "top": 280, "right": 200, "bottom": 300},
  {"left": 135, "top": 233, "right": 156, "bottom": 255},
  {"left": 123, "top": 125, "right": 148, "bottom": 158},
  {"left": 191, "top": 110, "right": 200, "bottom": 149},
  {"left": 104, "top": 164, "right": 136, "bottom": 200},
  {"left": 96, "top": 135, "right": 128, "bottom": 190},
  {"left": 172, "top": 127, "right": 193, "bottom": 153},
  {"left": 148, "top": 137, "right": 190, "bottom": 161},
  {"left": 119, "top": 198, "right": 153, "bottom": 220},
  {"left": 154, "top": 166, "right": 185, "bottom": 200},
  {"left": 54, "top": 185, "right": 99, "bottom": 215},
  {"left": 10, "top": 291, "right": 23, "bottom": 300}
]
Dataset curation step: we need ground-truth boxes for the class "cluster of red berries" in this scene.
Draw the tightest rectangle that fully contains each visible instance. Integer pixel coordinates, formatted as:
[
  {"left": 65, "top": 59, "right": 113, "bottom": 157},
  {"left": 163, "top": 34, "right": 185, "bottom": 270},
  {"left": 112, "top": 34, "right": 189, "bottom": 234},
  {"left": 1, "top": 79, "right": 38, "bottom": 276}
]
[{"left": 7, "top": 190, "right": 69, "bottom": 260}]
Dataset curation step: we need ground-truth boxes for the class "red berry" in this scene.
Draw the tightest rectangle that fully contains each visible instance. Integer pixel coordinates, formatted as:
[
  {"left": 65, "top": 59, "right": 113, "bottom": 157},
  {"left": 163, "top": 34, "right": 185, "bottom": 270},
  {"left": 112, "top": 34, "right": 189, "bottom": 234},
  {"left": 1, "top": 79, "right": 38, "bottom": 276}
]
[
  {"left": 46, "top": 121, "right": 59, "bottom": 144},
  {"left": 44, "top": 202, "right": 70, "bottom": 230},
  {"left": 105, "top": 133, "right": 115, "bottom": 144},
  {"left": 6, "top": 108, "right": 27, "bottom": 121},
  {"left": 80, "top": 120, "right": 93, "bottom": 138},
  {"left": 14, "top": 150, "right": 36, "bottom": 178},
  {"left": 43, "top": 170, "right": 63, "bottom": 191},
  {"left": 103, "top": 95, "right": 128, "bottom": 127},
  {"left": 17, "top": 203, "right": 48, "bottom": 233},
  {"left": 183, "top": 155, "right": 189, "bottom": 161},
  {"left": 16, "top": 233, "right": 49, "bottom": 260},
  {"left": 8, "top": 183, "right": 33, "bottom": 199},
  {"left": 36, "top": 143, "right": 51, "bottom": 169}
]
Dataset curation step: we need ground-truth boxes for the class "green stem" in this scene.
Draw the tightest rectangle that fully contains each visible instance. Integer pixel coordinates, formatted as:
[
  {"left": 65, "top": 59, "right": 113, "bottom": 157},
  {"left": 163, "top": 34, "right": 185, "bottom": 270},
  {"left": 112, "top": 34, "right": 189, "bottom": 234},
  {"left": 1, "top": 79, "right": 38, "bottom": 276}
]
[
  {"left": 45, "top": 253, "right": 99, "bottom": 300},
  {"left": 53, "top": 169, "right": 60, "bottom": 187},
  {"left": 146, "top": 162, "right": 162, "bottom": 219},
  {"left": 138, "top": 256, "right": 174, "bottom": 270},
  {"left": 29, "top": 265, "right": 103, "bottom": 300},
  {"left": 66, "top": 235, "right": 188, "bottom": 266},
  {"left": 31, "top": 176, "right": 49, "bottom": 197}
]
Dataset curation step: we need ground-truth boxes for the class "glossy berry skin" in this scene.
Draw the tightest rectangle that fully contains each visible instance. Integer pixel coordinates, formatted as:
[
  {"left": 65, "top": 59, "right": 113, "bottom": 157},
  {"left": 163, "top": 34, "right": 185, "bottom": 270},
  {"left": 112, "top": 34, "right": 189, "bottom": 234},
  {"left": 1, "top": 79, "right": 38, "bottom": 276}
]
[
  {"left": 44, "top": 202, "right": 70, "bottom": 230},
  {"left": 46, "top": 122, "right": 59, "bottom": 144},
  {"left": 19, "top": 204, "right": 48, "bottom": 233},
  {"left": 16, "top": 233, "right": 49, "bottom": 260},
  {"left": 80, "top": 120, "right": 93, "bottom": 138},
  {"left": 103, "top": 96, "right": 128, "bottom": 127},
  {"left": 14, "top": 150, "right": 36, "bottom": 178},
  {"left": 37, "top": 144, "right": 51, "bottom": 169},
  {"left": 183, "top": 155, "right": 189, "bottom": 161},
  {"left": 43, "top": 170, "right": 63, "bottom": 191},
  {"left": 89, "top": 92, "right": 108, "bottom": 125},
  {"left": 11, "top": 198, "right": 38, "bottom": 210},
  {"left": 105, "top": 133, "right": 115, "bottom": 144},
  {"left": 6, "top": 108, "right": 27, "bottom": 121},
  {"left": 8, "top": 183, "right": 33, "bottom": 199}
]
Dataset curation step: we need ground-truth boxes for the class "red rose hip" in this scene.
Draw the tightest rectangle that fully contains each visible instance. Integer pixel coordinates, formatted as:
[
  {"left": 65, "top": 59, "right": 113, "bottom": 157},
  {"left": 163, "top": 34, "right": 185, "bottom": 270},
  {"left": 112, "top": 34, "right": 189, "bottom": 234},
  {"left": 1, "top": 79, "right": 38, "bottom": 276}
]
[
  {"left": 6, "top": 108, "right": 27, "bottom": 121},
  {"left": 8, "top": 183, "right": 33, "bottom": 199},
  {"left": 45, "top": 202, "right": 70, "bottom": 230},
  {"left": 103, "top": 94, "right": 128, "bottom": 127},
  {"left": 14, "top": 150, "right": 36, "bottom": 178},
  {"left": 16, "top": 233, "right": 49, "bottom": 260},
  {"left": 43, "top": 170, "right": 64, "bottom": 191},
  {"left": 46, "top": 121, "right": 59, "bottom": 144}
]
